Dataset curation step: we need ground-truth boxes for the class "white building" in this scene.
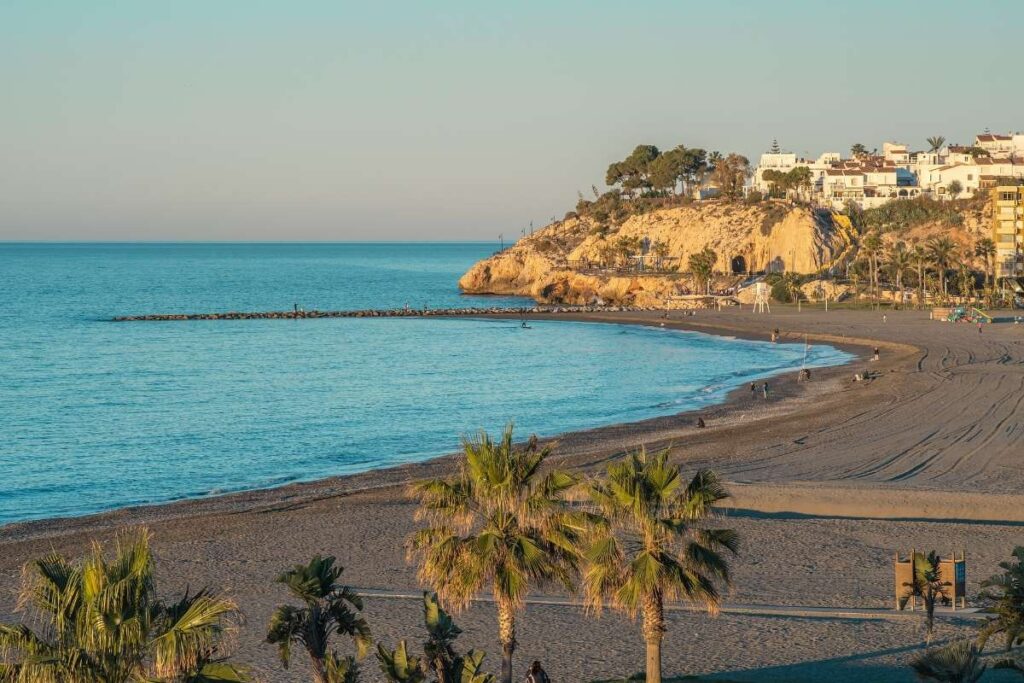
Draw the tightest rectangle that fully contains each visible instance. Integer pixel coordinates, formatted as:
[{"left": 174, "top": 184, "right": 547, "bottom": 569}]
[
  {"left": 975, "top": 133, "right": 1014, "bottom": 158},
  {"left": 749, "top": 132, "right": 1023, "bottom": 209},
  {"left": 751, "top": 149, "right": 840, "bottom": 196}
]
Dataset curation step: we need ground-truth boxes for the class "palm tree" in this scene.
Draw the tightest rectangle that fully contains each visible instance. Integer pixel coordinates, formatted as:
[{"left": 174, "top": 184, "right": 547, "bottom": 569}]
[
  {"left": 957, "top": 265, "right": 975, "bottom": 302},
  {"left": 904, "top": 551, "right": 951, "bottom": 645},
  {"left": 688, "top": 247, "right": 717, "bottom": 295},
  {"left": 266, "top": 555, "right": 371, "bottom": 683},
  {"left": 977, "top": 546, "right": 1024, "bottom": 652},
  {"left": 912, "top": 243, "right": 929, "bottom": 309},
  {"left": 408, "top": 426, "right": 583, "bottom": 683},
  {"left": 927, "top": 237, "right": 958, "bottom": 301},
  {"left": 0, "top": 529, "right": 248, "bottom": 683},
  {"left": 909, "top": 640, "right": 986, "bottom": 682},
  {"left": 583, "top": 449, "right": 738, "bottom": 683},
  {"left": 975, "top": 238, "right": 997, "bottom": 289},
  {"left": 861, "top": 233, "right": 884, "bottom": 308},
  {"left": 888, "top": 242, "right": 912, "bottom": 307},
  {"left": 927, "top": 136, "right": 946, "bottom": 154},
  {"left": 651, "top": 240, "right": 670, "bottom": 271},
  {"left": 850, "top": 143, "right": 868, "bottom": 158}
]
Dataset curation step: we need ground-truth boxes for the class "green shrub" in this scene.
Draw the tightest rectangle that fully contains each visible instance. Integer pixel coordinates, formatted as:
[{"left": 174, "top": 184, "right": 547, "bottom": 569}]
[{"left": 770, "top": 279, "right": 792, "bottom": 303}]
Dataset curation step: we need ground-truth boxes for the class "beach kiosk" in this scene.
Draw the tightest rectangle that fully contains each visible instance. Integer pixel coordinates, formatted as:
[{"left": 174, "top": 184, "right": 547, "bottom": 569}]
[{"left": 894, "top": 550, "right": 967, "bottom": 611}]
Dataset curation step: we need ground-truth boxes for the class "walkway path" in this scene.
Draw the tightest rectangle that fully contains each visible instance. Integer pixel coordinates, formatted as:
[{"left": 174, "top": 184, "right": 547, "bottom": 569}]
[{"left": 357, "top": 588, "right": 983, "bottom": 622}]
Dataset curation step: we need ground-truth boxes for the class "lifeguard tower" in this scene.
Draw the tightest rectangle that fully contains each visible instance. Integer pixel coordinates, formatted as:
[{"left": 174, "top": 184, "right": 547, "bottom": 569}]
[
  {"left": 752, "top": 282, "right": 770, "bottom": 313},
  {"left": 894, "top": 550, "right": 967, "bottom": 610}
]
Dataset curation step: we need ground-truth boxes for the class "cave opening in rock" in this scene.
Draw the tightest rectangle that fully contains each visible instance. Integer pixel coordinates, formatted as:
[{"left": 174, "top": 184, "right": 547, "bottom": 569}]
[{"left": 731, "top": 255, "right": 747, "bottom": 274}]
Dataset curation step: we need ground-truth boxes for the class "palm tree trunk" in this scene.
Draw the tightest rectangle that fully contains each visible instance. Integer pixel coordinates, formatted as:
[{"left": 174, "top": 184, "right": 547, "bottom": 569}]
[
  {"left": 925, "top": 593, "right": 935, "bottom": 645},
  {"left": 312, "top": 657, "right": 328, "bottom": 683},
  {"left": 917, "top": 264, "right": 925, "bottom": 309},
  {"left": 642, "top": 592, "right": 664, "bottom": 683},
  {"left": 497, "top": 599, "right": 516, "bottom": 683}
]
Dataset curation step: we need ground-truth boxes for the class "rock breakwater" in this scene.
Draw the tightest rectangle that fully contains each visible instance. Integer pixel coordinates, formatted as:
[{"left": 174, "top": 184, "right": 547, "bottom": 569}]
[{"left": 112, "top": 305, "right": 650, "bottom": 322}]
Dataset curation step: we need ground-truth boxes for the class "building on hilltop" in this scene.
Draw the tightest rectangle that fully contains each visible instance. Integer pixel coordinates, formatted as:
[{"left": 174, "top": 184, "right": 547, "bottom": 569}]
[
  {"left": 749, "top": 132, "right": 1024, "bottom": 210},
  {"left": 976, "top": 133, "right": 1015, "bottom": 159},
  {"left": 750, "top": 144, "right": 840, "bottom": 199}
]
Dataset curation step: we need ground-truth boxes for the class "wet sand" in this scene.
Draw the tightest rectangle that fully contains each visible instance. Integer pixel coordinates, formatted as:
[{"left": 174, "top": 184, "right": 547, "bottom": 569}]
[{"left": 3, "top": 307, "right": 1024, "bottom": 681}]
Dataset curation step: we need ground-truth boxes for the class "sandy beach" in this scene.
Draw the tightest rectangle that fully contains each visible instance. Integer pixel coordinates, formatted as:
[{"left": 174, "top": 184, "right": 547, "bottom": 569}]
[{"left": 3, "top": 307, "right": 1024, "bottom": 682}]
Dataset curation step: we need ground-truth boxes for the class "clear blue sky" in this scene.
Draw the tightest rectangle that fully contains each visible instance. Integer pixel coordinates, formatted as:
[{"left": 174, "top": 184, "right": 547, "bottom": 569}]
[{"left": 1, "top": 0, "right": 1019, "bottom": 241}]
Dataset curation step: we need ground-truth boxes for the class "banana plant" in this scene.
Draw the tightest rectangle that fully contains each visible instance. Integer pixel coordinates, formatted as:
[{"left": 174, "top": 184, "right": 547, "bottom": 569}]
[
  {"left": 447, "top": 649, "right": 496, "bottom": 683},
  {"left": 377, "top": 641, "right": 426, "bottom": 683}
]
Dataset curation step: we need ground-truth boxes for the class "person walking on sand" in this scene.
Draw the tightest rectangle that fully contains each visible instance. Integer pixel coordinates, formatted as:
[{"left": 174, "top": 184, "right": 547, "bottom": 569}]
[
  {"left": 882, "top": 314, "right": 887, "bottom": 323},
  {"left": 872, "top": 347, "right": 880, "bottom": 361},
  {"left": 762, "top": 381, "right": 769, "bottom": 399},
  {"left": 750, "top": 382, "right": 757, "bottom": 398},
  {"left": 525, "top": 661, "right": 551, "bottom": 683},
  {"left": 978, "top": 322, "right": 983, "bottom": 335}
]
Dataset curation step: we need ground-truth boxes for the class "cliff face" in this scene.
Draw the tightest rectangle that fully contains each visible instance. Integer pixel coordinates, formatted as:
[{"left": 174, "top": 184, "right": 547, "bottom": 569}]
[{"left": 459, "top": 202, "right": 852, "bottom": 306}]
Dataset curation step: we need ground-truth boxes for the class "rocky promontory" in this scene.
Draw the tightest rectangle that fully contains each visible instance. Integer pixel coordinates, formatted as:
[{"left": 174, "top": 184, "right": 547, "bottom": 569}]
[{"left": 459, "top": 202, "right": 853, "bottom": 307}]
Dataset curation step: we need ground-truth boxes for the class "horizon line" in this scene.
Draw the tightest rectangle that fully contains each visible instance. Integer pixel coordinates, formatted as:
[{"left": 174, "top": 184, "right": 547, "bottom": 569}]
[{"left": 0, "top": 239, "right": 507, "bottom": 245}]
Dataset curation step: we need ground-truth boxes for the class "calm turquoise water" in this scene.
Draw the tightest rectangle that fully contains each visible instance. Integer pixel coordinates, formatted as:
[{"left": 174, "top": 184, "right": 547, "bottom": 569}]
[{"left": 0, "top": 243, "right": 852, "bottom": 525}]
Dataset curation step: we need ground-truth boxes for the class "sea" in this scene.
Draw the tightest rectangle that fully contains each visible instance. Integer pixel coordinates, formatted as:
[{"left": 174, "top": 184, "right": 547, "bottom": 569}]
[{"left": 0, "top": 243, "right": 852, "bottom": 525}]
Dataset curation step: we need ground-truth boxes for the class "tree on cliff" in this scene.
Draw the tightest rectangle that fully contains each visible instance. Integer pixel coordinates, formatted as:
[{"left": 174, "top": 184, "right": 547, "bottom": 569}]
[
  {"left": 762, "top": 166, "right": 812, "bottom": 200},
  {"left": 947, "top": 180, "right": 963, "bottom": 200},
  {"left": 651, "top": 240, "right": 671, "bottom": 270},
  {"left": 407, "top": 426, "right": 584, "bottom": 683},
  {"left": 709, "top": 154, "right": 750, "bottom": 199},
  {"left": 688, "top": 247, "right": 717, "bottom": 294},
  {"left": 615, "top": 234, "right": 643, "bottom": 268},
  {"left": 606, "top": 145, "right": 660, "bottom": 198},
  {"left": 583, "top": 449, "right": 737, "bottom": 683},
  {"left": 647, "top": 146, "right": 710, "bottom": 197}
]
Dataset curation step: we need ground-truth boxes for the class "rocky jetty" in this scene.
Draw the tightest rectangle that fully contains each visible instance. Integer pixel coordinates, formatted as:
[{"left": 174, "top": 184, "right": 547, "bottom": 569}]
[{"left": 112, "top": 305, "right": 651, "bottom": 322}]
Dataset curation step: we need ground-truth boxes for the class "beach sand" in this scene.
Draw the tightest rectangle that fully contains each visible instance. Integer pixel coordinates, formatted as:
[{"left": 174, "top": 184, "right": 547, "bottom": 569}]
[{"left": 3, "top": 307, "right": 1024, "bottom": 681}]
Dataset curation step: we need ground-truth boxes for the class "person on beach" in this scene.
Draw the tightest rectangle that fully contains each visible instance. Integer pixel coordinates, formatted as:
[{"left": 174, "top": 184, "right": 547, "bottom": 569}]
[
  {"left": 882, "top": 314, "right": 887, "bottom": 323},
  {"left": 872, "top": 347, "right": 880, "bottom": 361},
  {"left": 525, "top": 661, "right": 551, "bottom": 683},
  {"left": 696, "top": 416, "right": 706, "bottom": 428},
  {"left": 750, "top": 382, "right": 757, "bottom": 398},
  {"left": 978, "top": 322, "right": 983, "bottom": 334},
  {"left": 762, "top": 382, "right": 769, "bottom": 399}
]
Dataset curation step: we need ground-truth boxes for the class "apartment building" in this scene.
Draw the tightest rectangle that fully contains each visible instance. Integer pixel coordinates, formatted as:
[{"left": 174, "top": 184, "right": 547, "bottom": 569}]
[{"left": 993, "top": 185, "right": 1024, "bottom": 278}]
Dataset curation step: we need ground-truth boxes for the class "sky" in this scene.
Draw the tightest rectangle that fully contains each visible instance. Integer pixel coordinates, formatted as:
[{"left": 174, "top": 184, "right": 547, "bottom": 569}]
[{"left": 1, "top": 0, "right": 1020, "bottom": 241}]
